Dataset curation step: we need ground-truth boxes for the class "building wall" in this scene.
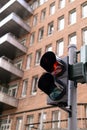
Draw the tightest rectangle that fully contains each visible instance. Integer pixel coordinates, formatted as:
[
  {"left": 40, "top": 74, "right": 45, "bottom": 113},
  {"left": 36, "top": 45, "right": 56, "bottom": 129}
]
[{"left": 0, "top": 0, "right": 87, "bottom": 130}]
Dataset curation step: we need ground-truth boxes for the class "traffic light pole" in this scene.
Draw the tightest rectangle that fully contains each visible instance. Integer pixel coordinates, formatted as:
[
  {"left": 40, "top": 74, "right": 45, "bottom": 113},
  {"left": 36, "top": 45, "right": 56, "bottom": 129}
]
[{"left": 68, "top": 44, "right": 77, "bottom": 130}]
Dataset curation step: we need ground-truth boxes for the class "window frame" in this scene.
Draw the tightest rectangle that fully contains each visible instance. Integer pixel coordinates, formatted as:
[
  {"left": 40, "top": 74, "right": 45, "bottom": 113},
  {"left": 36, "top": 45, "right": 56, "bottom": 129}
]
[
  {"left": 26, "top": 53, "right": 32, "bottom": 69},
  {"left": 58, "top": 15, "right": 64, "bottom": 31},
  {"left": 38, "top": 27, "right": 44, "bottom": 41},
  {"left": 82, "top": 2, "right": 87, "bottom": 18},
  {"left": 31, "top": 75, "right": 38, "bottom": 95},
  {"left": 69, "top": 9, "right": 76, "bottom": 25},
  {"left": 21, "top": 79, "right": 28, "bottom": 97},
  {"left": 50, "top": 2, "right": 55, "bottom": 15},
  {"left": 56, "top": 39, "right": 64, "bottom": 57},
  {"left": 69, "top": 32, "right": 77, "bottom": 45},
  {"left": 48, "top": 21, "right": 54, "bottom": 35}
]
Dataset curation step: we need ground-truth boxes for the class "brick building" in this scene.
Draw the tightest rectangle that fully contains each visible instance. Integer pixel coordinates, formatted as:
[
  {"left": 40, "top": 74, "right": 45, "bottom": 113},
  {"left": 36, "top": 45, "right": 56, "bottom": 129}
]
[{"left": 0, "top": 0, "right": 87, "bottom": 130}]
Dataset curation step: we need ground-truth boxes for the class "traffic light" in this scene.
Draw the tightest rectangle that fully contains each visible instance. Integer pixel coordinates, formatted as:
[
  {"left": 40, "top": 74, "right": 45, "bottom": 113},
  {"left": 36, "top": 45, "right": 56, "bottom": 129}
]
[{"left": 38, "top": 51, "right": 68, "bottom": 108}]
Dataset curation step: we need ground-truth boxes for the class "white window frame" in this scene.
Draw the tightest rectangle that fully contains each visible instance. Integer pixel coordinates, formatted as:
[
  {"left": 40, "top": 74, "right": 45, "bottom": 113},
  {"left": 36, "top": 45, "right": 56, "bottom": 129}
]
[
  {"left": 39, "top": 0, "right": 48, "bottom": 5},
  {"left": 8, "top": 84, "right": 18, "bottom": 97},
  {"left": 31, "top": 76, "right": 38, "bottom": 95},
  {"left": 35, "top": 49, "right": 41, "bottom": 65},
  {"left": 69, "top": 0, "right": 75, "bottom": 3},
  {"left": 52, "top": 110, "right": 61, "bottom": 128},
  {"left": 16, "top": 118, "right": 22, "bottom": 130},
  {"left": 41, "top": 8, "right": 46, "bottom": 21},
  {"left": 50, "top": 2, "right": 55, "bottom": 15},
  {"left": 14, "top": 60, "right": 22, "bottom": 70},
  {"left": 69, "top": 33, "right": 77, "bottom": 45},
  {"left": 21, "top": 79, "right": 28, "bottom": 97},
  {"left": 30, "top": 1, "right": 39, "bottom": 10},
  {"left": 30, "top": 32, "right": 35, "bottom": 46},
  {"left": 38, "top": 27, "right": 44, "bottom": 41},
  {"left": 46, "top": 44, "right": 52, "bottom": 52},
  {"left": 38, "top": 112, "right": 46, "bottom": 129},
  {"left": 82, "top": 28, "right": 87, "bottom": 45},
  {"left": 1, "top": 119, "right": 12, "bottom": 130},
  {"left": 20, "top": 38, "right": 26, "bottom": 46},
  {"left": 82, "top": 2, "right": 87, "bottom": 18},
  {"left": 48, "top": 22, "right": 54, "bottom": 35},
  {"left": 26, "top": 115, "right": 34, "bottom": 130},
  {"left": 58, "top": 15, "right": 64, "bottom": 30},
  {"left": 56, "top": 39, "right": 64, "bottom": 56},
  {"left": 26, "top": 54, "right": 32, "bottom": 69},
  {"left": 69, "top": 9, "right": 76, "bottom": 25},
  {"left": 33, "top": 14, "right": 38, "bottom": 26},
  {"left": 59, "top": 0, "right": 66, "bottom": 9}
]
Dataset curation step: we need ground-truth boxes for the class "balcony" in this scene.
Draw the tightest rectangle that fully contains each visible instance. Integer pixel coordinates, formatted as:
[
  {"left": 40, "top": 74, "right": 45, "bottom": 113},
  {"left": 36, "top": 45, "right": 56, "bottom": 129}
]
[
  {"left": 0, "top": 0, "right": 9, "bottom": 7},
  {"left": 0, "top": 57, "right": 23, "bottom": 83},
  {"left": 0, "top": 33, "right": 27, "bottom": 59},
  {"left": 0, "top": 91, "right": 18, "bottom": 110},
  {"left": 0, "top": 0, "right": 33, "bottom": 20},
  {"left": 0, "top": 13, "right": 31, "bottom": 38}
]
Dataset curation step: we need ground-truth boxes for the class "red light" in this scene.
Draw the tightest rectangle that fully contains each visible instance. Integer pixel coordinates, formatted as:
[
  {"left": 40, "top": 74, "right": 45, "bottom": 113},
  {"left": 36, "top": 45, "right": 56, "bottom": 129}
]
[
  {"left": 52, "top": 62, "right": 62, "bottom": 76},
  {"left": 53, "top": 62, "right": 62, "bottom": 70}
]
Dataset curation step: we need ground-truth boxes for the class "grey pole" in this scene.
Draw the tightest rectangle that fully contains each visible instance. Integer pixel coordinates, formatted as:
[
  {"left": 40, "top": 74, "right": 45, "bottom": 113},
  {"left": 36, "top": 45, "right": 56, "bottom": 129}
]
[{"left": 68, "top": 44, "right": 77, "bottom": 130}]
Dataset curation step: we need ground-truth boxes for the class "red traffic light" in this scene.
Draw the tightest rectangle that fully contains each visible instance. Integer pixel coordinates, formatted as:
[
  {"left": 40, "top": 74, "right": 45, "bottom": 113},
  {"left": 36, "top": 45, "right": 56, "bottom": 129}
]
[{"left": 40, "top": 51, "right": 66, "bottom": 76}]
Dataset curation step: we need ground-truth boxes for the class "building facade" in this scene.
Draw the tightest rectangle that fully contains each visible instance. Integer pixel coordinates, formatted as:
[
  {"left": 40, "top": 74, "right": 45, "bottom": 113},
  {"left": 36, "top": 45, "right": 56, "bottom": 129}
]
[{"left": 0, "top": 0, "right": 87, "bottom": 130}]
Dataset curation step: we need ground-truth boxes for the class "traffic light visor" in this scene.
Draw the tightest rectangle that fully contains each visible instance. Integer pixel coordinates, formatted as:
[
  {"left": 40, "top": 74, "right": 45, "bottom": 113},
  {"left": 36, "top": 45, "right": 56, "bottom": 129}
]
[
  {"left": 40, "top": 51, "right": 66, "bottom": 76},
  {"left": 40, "top": 51, "right": 56, "bottom": 72}
]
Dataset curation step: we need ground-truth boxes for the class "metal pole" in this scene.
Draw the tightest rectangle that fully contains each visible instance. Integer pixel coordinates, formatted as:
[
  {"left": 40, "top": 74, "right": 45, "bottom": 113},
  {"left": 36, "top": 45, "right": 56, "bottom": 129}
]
[{"left": 68, "top": 44, "right": 77, "bottom": 130}]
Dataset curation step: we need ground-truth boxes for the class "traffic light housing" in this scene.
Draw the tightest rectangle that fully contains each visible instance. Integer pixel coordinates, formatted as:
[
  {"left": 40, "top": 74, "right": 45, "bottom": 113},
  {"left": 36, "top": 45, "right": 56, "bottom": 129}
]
[{"left": 38, "top": 51, "right": 68, "bottom": 108}]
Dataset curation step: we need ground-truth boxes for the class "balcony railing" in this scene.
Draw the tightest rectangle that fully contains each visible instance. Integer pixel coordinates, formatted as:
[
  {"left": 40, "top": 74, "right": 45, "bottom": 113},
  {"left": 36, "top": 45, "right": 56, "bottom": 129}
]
[
  {"left": 0, "top": 33, "right": 27, "bottom": 59},
  {"left": 0, "top": 56, "right": 23, "bottom": 83},
  {"left": 0, "top": 13, "right": 31, "bottom": 38},
  {"left": 0, "top": 0, "right": 33, "bottom": 20},
  {"left": 0, "top": 91, "right": 18, "bottom": 110}
]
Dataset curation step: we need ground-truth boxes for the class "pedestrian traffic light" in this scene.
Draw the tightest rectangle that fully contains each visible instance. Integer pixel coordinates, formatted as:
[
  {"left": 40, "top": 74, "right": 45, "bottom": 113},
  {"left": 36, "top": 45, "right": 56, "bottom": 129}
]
[{"left": 38, "top": 51, "right": 68, "bottom": 108}]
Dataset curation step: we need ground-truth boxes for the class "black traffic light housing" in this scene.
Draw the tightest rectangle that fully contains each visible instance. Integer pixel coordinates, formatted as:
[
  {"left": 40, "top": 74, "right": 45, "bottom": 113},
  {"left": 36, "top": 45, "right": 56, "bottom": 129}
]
[{"left": 38, "top": 51, "right": 69, "bottom": 108}]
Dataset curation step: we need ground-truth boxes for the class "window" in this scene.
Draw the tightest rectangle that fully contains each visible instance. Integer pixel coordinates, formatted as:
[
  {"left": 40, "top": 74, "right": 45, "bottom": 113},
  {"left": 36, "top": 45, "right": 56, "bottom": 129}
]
[
  {"left": 48, "top": 22, "right": 54, "bottom": 35},
  {"left": 41, "top": 8, "right": 46, "bottom": 21},
  {"left": 58, "top": 15, "right": 64, "bottom": 30},
  {"left": 69, "top": 33, "right": 77, "bottom": 45},
  {"left": 26, "top": 115, "right": 34, "bottom": 130},
  {"left": 30, "top": 1, "right": 39, "bottom": 10},
  {"left": 31, "top": 75, "right": 38, "bottom": 95},
  {"left": 16, "top": 118, "right": 22, "bottom": 130},
  {"left": 82, "top": 2, "right": 87, "bottom": 18},
  {"left": 38, "top": 112, "right": 47, "bottom": 129},
  {"left": 69, "top": 0, "right": 75, "bottom": 2},
  {"left": 50, "top": 2, "right": 55, "bottom": 15},
  {"left": 38, "top": 27, "right": 44, "bottom": 41},
  {"left": 59, "top": 0, "right": 65, "bottom": 9},
  {"left": 56, "top": 39, "right": 64, "bottom": 56},
  {"left": 20, "top": 38, "right": 26, "bottom": 46},
  {"left": 0, "top": 119, "right": 11, "bottom": 130},
  {"left": 21, "top": 79, "right": 28, "bottom": 97},
  {"left": 30, "top": 32, "right": 35, "bottom": 46},
  {"left": 8, "top": 84, "right": 18, "bottom": 97},
  {"left": 33, "top": 14, "right": 38, "bottom": 26},
  {"left": 39, "top": 0, "right": 48, "bottom": 5},
  {"left": 26, "top": 54, "right": 32, "bottom": 69},
  {"left": 82, "top": 28, "right": 87, "bottom": 45},
  {"left": 35, "top": 49, "right": 41, "bottom": 65},
  {"left": 69, "top": 9, "right": 76, "bottom": 25},
  {"left": 14, "top": 60, "right": 22, "bottom": 69},
  {"left": 46, "top": 44, "right": 52, "bottom": 52},
  {"left": 52, "top": 110, "right": 61, "bottom": 128},
  {"left": 85, "top": 105, "right": 87, "bottom": 118}
]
